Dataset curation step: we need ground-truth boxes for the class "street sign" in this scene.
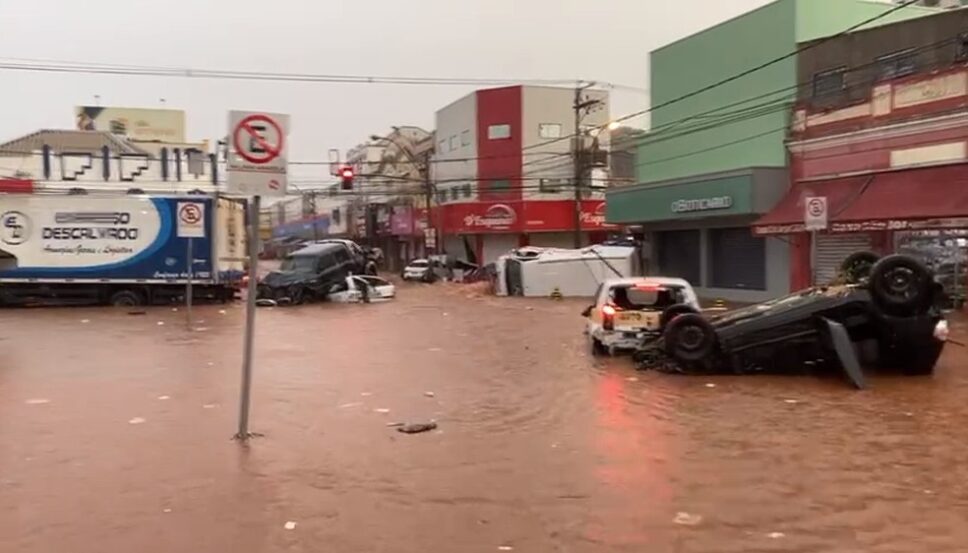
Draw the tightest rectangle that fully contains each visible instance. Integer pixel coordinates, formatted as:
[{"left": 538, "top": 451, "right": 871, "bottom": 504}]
[
  {"left": 424, "top": 228, "right": 437, "bottom": 249},
  {"left": 176, "top": 201, "right": 206, "bottom": 238},
  {"left": 226, "top": 110, "right": 290, "bottom": 197},
  {"left": 804, "top": 196, "right": 828, "bottom": 231}
]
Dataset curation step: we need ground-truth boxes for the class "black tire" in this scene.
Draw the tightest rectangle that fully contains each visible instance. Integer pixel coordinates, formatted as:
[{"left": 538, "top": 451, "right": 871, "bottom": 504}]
[
  {"left": 288, "top": 285, "right": 306, "bottom": 305},
  {"left": 109, "top": 289, "right": 144, "bottom": 308},
  {"left": 365, "top": 262, "right": 378, "bottom": 276},
  {"left": 869, "top": 254, "right": 933, "bottom": 316},
  {"left": 659, "top": 303, "right": 700, "bottom": 329},
  {"left": 663, "top": 313, "right": 717, "bottom": 363},
  {"left": 840, "top": 251, "right": 880, "bottom": 284}
]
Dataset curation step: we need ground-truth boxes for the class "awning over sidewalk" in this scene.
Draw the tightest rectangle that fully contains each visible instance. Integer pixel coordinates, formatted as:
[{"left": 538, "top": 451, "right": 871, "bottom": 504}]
[{"left": 753, "top": 164, "right": 968, "bottom": 235}]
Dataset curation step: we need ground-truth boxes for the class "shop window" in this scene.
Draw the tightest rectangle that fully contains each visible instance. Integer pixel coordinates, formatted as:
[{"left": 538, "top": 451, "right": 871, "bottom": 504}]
[
  {"left": 451, "top": 187, "right": 460, "bottom": 201},
  {"left": 708, "top": 227, "right": 766, "bottom": 290},
  {"left": 487, "top": 124, "right": 511, "bottom": 140},
  {"left": 876, "top": 48, "right": 917, "bottom": 81},
  {"left": 812, "top": 66, "right": 846, "bottom": 100}
]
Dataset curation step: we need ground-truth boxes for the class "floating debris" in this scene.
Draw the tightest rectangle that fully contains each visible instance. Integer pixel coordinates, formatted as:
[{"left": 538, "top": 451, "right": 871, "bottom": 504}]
[
  {"left": 218, "top": 309, "right": 228, "bottom": 315},
  {"left": 80, "top": 319, "right": 90, "bottom": 324},
  {"left": 202, "top": 403, "right": 218, "bottom": 409},
  {"left": 171, "top": 308, "right": 179, "bottom": 312},
  {"left": 256, "top": 299, "right": 278, "bottom": 307},
  {"left": 783, "top": 399, "right": 800, "bottom": 404},
  {"left": 339, "top": 402, "right": 363, "bottom": 409},
  {"left": 705, "top": 383, "right": 717, "bottom": 388},
  {"left": 24, "top": 398, "right": 50, "bottom": 405},
  {"left": 157, "top": 321, "right": 165, "bottom": 326},
  {"left": 397, "top": 422, "right": 437, "bottom": 434},
  {"left": 374, "top": 408, "right": 391, "bottom": 414},
  {"left": 386, "top": 422, "right": 405, "bottom": 427},
  {"left": 163, "top": 508, "right": 172, "bottom": 513},
  {"left": 157, "top": 395, "right": 170, "bottom": 401},
  {"left": 360, "top": 392, "right": 373, "bottom": 397},
  {"left": 767, "top": 532, "right": 786, "bottom": 539},
  {"left": 498, "top": 546, "right": 514, "bottom": 551},
  {"left": 128, "top": 310, "right": 147, "bottom": 316},
  {"left": 673, "top": 511, "right": 703, "bottom": 526},
  {"left": 424, "top": 391, "right": 436, "bottom": 398},
  {"left": 428, "top": 347, "right": 443, "bottom": 352},
  {"left": 626, "top": 376, "right": 639, "bottom": 382},
  {"left": 128, "top": 417, "right": 146, "bottom": 425},
  {"left": 284, "top": 521, "right": 297, "bottom": 530}
]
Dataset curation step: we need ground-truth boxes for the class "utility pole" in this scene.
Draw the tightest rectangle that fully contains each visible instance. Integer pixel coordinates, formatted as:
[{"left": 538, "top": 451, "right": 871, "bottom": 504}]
[
  {"left": 572, "top": 82, "right": 600, "bottom": 249},
  {"left": 422, "top": 152, "right": 438, "bottom": 254},
  {"left": 309, "top": 190, "right": 319, "bottom": 242}
]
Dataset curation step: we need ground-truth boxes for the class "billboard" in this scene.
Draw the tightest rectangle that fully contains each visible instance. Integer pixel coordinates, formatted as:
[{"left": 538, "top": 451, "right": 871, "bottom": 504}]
[{"left": 74, "top": 106, "right": 186, "bottom": 142}]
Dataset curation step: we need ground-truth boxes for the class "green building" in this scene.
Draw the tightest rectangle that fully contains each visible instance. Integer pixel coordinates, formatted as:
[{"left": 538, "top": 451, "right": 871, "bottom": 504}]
[{"left": 606, "top": 0, "right": 938, "bottom": 302}]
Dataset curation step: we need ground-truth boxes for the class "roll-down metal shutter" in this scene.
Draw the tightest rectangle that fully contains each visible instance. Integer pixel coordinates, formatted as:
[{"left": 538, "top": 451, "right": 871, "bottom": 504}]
[
  {"left": 814, "top": 233, "right": 872, "bottom": 285},
  {"left": 709, "top": 227, "right": 766, "bottom": 290},
  {"left": 656, "top": 230, "right": 701, "bottom": 286}
]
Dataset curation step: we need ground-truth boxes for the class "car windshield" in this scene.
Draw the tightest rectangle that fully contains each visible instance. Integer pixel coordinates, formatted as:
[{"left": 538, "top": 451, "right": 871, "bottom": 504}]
[
  {"left": 409, "top": 260, "right": 429, "bottom": 268},
  {"left": 280, "top": 255, "right": 318, "bottom": 272},
  {"left": 610, "top": 285, "right": 684, "bottom": 310}
]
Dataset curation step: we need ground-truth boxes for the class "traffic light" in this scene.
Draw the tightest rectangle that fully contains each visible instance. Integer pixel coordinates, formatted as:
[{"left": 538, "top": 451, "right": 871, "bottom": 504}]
[{"left": 340, "top": 166, "right": 354, "bottom": 190}]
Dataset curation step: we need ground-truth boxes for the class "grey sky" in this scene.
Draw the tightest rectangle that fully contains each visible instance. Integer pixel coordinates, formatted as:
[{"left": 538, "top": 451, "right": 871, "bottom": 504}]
[{"left": 0, "top": 0, "right": 772, "bottom": 168}]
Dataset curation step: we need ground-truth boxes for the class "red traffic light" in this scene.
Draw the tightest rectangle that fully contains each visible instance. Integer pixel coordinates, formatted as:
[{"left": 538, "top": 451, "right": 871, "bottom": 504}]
[{"left": 340, "top": 166, "right": 354, "bottom": 190}]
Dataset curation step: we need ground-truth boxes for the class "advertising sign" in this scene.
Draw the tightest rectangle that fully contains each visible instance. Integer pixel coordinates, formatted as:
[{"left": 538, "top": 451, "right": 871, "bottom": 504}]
[
  {"left": 75, "top": 106, "right": 186, "bottom": 142},
  {"left": 804, "top": 196, "right": 828, "bottom": 231}
]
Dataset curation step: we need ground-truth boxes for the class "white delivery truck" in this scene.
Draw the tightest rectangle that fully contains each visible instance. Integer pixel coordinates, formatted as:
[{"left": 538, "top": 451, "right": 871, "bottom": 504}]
[{"left": 0, "top": 194, "right": 247, "bottom": 306}]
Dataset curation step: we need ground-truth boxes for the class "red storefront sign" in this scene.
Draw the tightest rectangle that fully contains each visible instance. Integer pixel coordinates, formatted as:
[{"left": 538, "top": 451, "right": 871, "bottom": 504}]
[
  {"left": 439, "top": 200, "right": 615, "bottom": 234},
  {"left": 0, "top": 179, "right": 33, "bottom": 193}
]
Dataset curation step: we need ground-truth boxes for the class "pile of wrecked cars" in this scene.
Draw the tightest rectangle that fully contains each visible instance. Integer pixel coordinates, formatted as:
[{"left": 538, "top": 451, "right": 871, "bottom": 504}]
[
  {"left": 256, "top": 239, "right": 383, "bottom": 305},
  {"left": 583, "top": 252, "right": 949, "bottom": 388}
]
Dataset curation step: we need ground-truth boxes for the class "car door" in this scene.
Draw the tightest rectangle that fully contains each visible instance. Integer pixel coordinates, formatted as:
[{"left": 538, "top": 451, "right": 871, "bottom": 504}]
[{"left": 328, "top": 277, "right": 359, "bottom": 303}]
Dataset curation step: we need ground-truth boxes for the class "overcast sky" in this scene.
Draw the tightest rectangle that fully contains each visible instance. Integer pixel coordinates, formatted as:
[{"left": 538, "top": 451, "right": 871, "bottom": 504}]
[{"left": 0, "top": 0, "right": 773, "bottom": 167}]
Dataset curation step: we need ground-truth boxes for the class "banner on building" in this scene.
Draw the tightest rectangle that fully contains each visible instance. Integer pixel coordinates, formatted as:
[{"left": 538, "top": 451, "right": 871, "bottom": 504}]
[{"left": 74, "top": 106, "right": 186, "bottom": 142}]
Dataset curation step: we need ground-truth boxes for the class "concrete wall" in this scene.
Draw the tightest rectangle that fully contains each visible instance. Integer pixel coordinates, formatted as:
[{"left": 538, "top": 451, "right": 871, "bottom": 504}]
[
  {"left": 521, "top": 86, "right": 609, "bottom": 200},
  {"left": 641, "top": 0, "right": 797, "bottom": 184},
  {"left": 434, "top": 93, "right": 478, "bottom": 199}
]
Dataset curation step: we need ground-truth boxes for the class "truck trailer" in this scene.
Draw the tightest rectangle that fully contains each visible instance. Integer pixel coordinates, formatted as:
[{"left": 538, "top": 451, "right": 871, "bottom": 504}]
[{"left": 0, "top": 194, "right": 247, "bottom": 306}]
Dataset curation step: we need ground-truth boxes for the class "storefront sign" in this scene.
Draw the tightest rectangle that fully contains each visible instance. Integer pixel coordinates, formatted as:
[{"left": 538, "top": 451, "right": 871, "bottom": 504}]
[
  {"left": 463, "top": 204, "right": 517, "bottom": 229},
  {"left": 670, "top": 196, "right": 733, "bottom": 214},
  {"left": 579, "top": 201, "right": 608, "bottom": 226}
]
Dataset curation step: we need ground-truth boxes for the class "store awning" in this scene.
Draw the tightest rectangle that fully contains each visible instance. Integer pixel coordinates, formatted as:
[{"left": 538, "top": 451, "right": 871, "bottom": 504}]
[{"left": 753, "top": 165, "right": 968, "bottom": 235}]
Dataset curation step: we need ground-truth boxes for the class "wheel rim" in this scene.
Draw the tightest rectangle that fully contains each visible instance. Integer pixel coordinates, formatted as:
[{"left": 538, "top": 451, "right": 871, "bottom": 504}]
[
  {"left": 844, "top": 259, "right": 875, "bottom": 282},
  {"left": 880, "top": 267, "right": 919, "bottom": 301},
  {"left": 678, "top": 325, "right": 706, "bottom": 351}
]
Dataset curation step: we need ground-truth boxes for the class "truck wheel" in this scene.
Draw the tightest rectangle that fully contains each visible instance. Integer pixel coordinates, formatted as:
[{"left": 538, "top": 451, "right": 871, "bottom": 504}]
[
  {"left": 288, "top": 285, "right": 306, "bottom": 305},
  {"left": 109, "top": 290, "right": 144, "bottom": 308},
  {"left": 869, "top": 254, "right": 932, "bottom": 316},
  {"left": 840, "top": 251, "right": 880, "bottom": 284},
  {"left": 659, "top": 303, "right": 700, "bottom": 329},
  {"left": 663, "top": 313, "right": 716, "bottom": 363}
]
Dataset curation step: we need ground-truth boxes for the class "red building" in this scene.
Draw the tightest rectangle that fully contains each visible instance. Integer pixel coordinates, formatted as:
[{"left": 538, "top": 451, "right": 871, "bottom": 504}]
[
  {"left": 754, "top": 66, "right": 968, "bottom": 290},
  {"left": 432, "top": 85, "right": 617, "bottom": 264}
]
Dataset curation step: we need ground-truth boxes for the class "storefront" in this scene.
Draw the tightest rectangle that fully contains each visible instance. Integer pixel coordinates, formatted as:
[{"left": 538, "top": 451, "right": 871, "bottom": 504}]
[
  {"left": 437, "top": 199, "right": 615, "bottom": 265},
  {"left": 753, "top": 164, "right": 968, "bottom": 291},
  {"left": 606, "top": 168, "right": 790, "bottom": 302}
]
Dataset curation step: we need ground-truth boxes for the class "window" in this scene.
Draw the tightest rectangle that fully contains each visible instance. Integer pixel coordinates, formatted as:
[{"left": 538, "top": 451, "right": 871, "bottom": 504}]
[
  {"left": 437, "top": 190, "right": 447, "bottom": 204},
  {"left": 538, "top": 123, "right": 562, "bottom": 139},
  {"left": 487, "top": 124, "right": 511, "bottom": 140},
  {"left": 451, "top": 187, "right": 460, "bottom": 200},
  {"left": 488, "top": 179, "right": 512, "bottom": 192},
  {"left": 438, "top": 140, "right": 446, "bottom": 153},
  {"left": 462, "top": 183, "right": 472, "bottom": 198},
  {"left": 449, "top": 135, "right": 458, "bottom": 150},
  {"left": 812, "top": 66, "right": 846, "bottom": 99},
  {"left": 539, "top": 178, "right": 565, "bottom": 193},
  {"left": 461, "top": 130, "right": 471, "bottom": 146},
  {"left": 331, "top": 208, "right": 341, "bottom": 225},
  {"left": 877, "top": 48, "right": 917, "bottom": 80}
]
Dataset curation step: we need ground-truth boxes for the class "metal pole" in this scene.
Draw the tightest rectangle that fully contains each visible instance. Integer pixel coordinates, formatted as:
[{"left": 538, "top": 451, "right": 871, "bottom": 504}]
[
  {"left": 424, "top": 153, "right": 435, "bottom": 254},
  {"left": 186, "top": 237, "right": 193, "bottom": 328},
  {"left": 236, "top": 194, "right": 260, "bottom": 440},
  {"left": 573, "top": 85, "right": 583, "bottom": 249},
  {"left": 311, "top": 191, "right": 319, "bottom": 242}
]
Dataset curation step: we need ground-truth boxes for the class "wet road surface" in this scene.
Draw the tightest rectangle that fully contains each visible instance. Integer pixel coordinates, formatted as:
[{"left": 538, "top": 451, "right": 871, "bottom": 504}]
[{"left": 2, "top": 282, "right": 968, "bottom": 552}]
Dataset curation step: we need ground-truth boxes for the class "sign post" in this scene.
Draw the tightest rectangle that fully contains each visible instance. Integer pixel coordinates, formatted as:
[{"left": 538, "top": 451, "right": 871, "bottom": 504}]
[
  {"left": 226, "top": 110, "right": 289, "bottom": 441},
  {"left": 804, "top": 196, "right": 828, "bottom": 286},
  {"left": 176, "top": 201, "right": 206, "bottom": 329}
]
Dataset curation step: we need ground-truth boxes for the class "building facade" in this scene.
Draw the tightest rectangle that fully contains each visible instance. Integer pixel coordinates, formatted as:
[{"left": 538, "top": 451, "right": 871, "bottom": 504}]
[
  {"left": 754, "top": 8, "right": 968, "bottom": 295},
  {"left": 605, "top": 0, "right": 940, "bottom": 302},
  {"left": 433, "top": 85, "right": 616, "bottom": 265}
]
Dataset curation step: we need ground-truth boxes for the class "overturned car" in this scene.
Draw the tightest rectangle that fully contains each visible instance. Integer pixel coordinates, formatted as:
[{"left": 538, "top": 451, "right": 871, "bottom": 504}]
[
  {"left": 632, "top": 253, "right": 949, "bottom": 388},
  {"left": 257, "top": 241, "right": 379, "bottom": 305}
]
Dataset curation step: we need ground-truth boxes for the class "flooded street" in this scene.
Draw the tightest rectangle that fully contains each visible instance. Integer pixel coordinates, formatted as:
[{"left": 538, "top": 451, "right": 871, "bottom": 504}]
[{"left": 3, "top": 283, "right": 968, "bottom": 552}]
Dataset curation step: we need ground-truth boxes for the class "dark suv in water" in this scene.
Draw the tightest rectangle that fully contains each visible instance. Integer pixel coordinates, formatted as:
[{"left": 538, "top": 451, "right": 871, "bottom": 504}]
[
  {"left": 633, "top": 253, "right": 949, "bottom": 388},
  {"left": 257, "top": 241, "right": 377, "bottom": 304}
]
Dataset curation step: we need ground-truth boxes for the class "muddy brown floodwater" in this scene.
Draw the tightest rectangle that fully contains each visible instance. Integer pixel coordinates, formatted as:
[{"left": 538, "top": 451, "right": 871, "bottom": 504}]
[{"left": 2, "top": 282, "right": 968, "bottom": 552}]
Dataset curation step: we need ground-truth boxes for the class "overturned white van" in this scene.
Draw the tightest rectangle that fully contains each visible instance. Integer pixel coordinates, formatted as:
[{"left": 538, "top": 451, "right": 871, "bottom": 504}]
[{"left": 495, "top": 245, "right": 639, "bottom": 297}]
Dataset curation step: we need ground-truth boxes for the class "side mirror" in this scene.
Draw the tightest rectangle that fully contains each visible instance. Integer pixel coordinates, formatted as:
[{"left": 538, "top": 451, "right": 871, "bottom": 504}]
[{"left": 581, "top": 305, "right": 593, "bottom": 318}]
